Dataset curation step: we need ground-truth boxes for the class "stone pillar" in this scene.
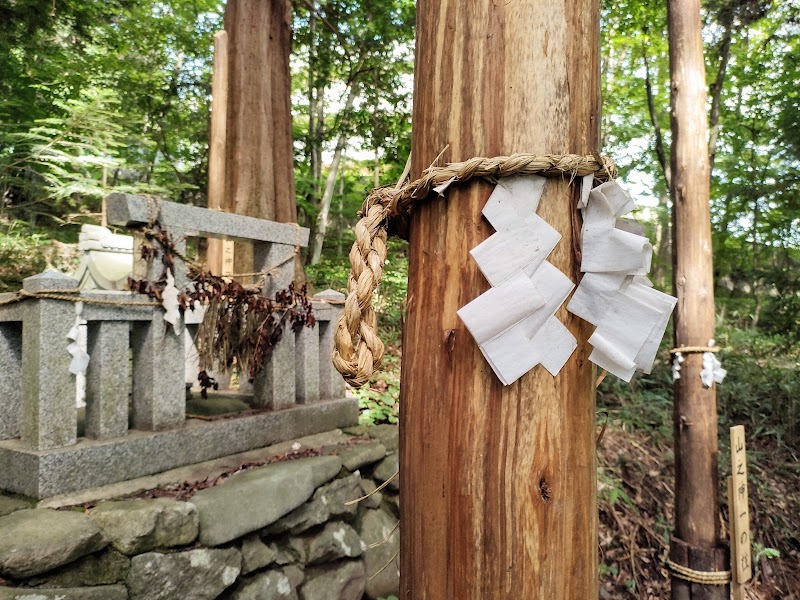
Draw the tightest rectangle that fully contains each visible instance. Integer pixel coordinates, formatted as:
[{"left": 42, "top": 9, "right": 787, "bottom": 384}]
[
  {"left": 20, "top": 272, "right": 79, "bottom": 450},
  {"left": 315, "top": 290, "right": 346, "bottom": 400},
  {"left": 131, "top": 312, "right": 186, "bottom": 430},
  {"left": 85, "top": 321, "right": 130, "bottom": 439},
  {"left": 0, "top": 322, "right": 22, "bottom": 440},
  {"left": 295, "top": 323, "right": 320, "bottom": 404},
  {"left": 252, "top": 242, "right": 296, "bottom": 409},
  {"left": 133, "top": 227, "right": 189, "bottom": 289}
]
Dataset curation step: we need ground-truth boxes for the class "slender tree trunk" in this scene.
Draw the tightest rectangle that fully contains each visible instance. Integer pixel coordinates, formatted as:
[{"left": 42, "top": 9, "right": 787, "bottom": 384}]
[
  {"left": 309, "top": 84, "right": 358, "bottom": 265},
  {"left": 643, "top": 47, "right": 672, "bottom": 190},
  {"left": 224, "top": 0, "right": 297, "bottom": 281},
  {"left": 667, "top": 0, "right": 728, "bottom": 597},
  {"left": 653, "top": 191, "right": 672, "bottom": 288},
  {"left": 206, "top": 30, "right": 228, "bottom": 275},
  {"left": 708, "top": 10, "right": 733, "bottom": 175},
  {"left": 400, "top": 1, "right": 599, "bottom": 598}
]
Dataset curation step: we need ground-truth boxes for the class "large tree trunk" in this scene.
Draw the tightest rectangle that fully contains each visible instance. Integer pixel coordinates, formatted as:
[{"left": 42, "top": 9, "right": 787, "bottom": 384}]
[
  {"left": 667, "top": 0, "right": 728, "bottom": 598},
  {"left": 224, "top": 0, "right": 297, "bottom": 281},
  {"left": 400, "top": 1, "right": 600, "bottom": 598}
]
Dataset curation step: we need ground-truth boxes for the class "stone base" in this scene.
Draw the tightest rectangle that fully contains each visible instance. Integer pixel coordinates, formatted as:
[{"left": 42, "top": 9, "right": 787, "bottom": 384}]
[{"left": 0, "top": 398, "right": 358, "bottom": 498}]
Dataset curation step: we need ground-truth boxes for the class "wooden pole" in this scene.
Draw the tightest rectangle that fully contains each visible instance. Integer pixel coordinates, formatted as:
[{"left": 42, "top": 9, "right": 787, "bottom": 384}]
[
  {"left": 400, "top": 1, "right": 600, "bottom": 598},
  {"left": 667, "top": 0, "right": 728, "bottom": 597},
  {"left": 207, "top": 30, "right": 228, "bottom": 276}
]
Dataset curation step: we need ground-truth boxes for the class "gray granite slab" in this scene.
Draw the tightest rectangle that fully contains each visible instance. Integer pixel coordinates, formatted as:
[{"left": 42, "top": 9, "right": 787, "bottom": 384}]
[
  {"left": 0, "top": 323, "right": 22, "bottom": 440},
  {"left": 79, "top": 292, "right": 156, "bottom": 322},
  {"left": 0, "top": 585, "right": 128, "bottom": 600},
  {"left": 22, "top": 270, "right": 79, "bottom": 293},
  {"left": 253, "top": 332, "right": 296, "bottom": 410},
  {"left": 0, "top": 397, "right": 358, "bottom": 498},
  {"left": 21, "top": 300, "right": 77, "bottom": 450},
  {"left": 0, "top": 298, "right": 23, "bottom": 323},
  {"left": 130, "top": 314, "right": 185, "bottom": 431},
  {"left": 295, "top": 324, "right": 320, "bottom": 404},
  {"left": 106, "top": 193, "right": 309, "bottom": 247},
  {"left": 254, "top": 242, "right": 296, "bottom": 297},
  {"left": 85, "top": 321, "right": 130, "bottom": 439}
]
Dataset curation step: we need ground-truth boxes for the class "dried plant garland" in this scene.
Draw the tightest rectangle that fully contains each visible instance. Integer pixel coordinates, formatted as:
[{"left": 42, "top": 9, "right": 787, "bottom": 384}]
[
  {"left": 128, "top": 219, "right": 315, "bottom": 385},
  {"left": 190, "top": 272, "right": 314, "bottom": 382}
]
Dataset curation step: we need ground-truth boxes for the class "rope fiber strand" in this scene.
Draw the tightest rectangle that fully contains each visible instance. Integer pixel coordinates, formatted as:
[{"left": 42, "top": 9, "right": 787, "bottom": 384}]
[{"left": 332, "top": 152, "right": 617, "bottom": 387}]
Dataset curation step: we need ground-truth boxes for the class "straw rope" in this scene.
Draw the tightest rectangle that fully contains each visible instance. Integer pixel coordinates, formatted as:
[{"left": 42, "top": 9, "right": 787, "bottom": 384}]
[
  {"left": 670, "top": 346, "right": 721, "bottom": 354},
  {"left": 332, "top": 152, "right": 617, "bottom": 387},
  {"left": 666, "top": 560, "right": 731, "bottom": 585},
  {"left": 0, "top": 288, "right": 159, "bottom": 308}
]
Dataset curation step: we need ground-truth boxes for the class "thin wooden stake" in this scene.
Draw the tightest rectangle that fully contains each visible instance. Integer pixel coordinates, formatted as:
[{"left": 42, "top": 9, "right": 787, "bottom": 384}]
[{"left": 207, "top": 30, "right": 228, "bottom": 275}]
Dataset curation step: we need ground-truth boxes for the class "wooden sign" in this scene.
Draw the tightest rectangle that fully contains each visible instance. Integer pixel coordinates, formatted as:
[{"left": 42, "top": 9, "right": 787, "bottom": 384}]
[
  {"left": 222, "top": 240, "right": 235, "bottom": 276},
  {"left": 730, "top": 425, "right": 752, "bottom": 584}
]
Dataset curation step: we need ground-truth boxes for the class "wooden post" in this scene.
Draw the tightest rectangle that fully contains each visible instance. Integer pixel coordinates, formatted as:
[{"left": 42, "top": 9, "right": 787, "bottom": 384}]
[
  {"left": 400, "top": 1, "right": 600, "bottom": 598},
  {"left": 207, "top": 30, "right": 228, "bottom": 276},
  {"left": 667, "top": 0, "right": 728, "bottom": 597},
  {"left": 224, "top": 0, "right": 296, "bottom": 280}
]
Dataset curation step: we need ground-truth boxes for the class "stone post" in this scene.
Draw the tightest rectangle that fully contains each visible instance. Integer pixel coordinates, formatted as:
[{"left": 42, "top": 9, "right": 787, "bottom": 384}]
[
  {"left": 85, "top": 321, "right": 130, "bottom": 439},
  {"left": 252, "top": 242, "right": 296, "bottom": 409},
  {"left": 0, "top": 322, "right": 22, "bottom": 440},
  {"left": 131, "top": 313, "right": 186, "bottom": 431},
  {"left": 295, "top": 322, "right": 320, "bottom": 404},
  {"left": 315, "top": 289, "right": 346, "bottom": 400},
  {"left": 20, "top": 271, "right": 79, "bottom": 450}
]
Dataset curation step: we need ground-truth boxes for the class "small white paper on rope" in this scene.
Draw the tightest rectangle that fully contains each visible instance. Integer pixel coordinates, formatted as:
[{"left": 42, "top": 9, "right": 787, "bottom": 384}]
[
  {"left": 701, "top": 339, "right": 727, "bottom": 387},
  {"left": 458, "top": 173, "right": 676, "bottom": 386},
  {"left": 457, "top": 176, "right": 578, "bottom": 385},
  {"left": 567, "top": 180, "right": 676, "bottom": 382},
  {"left": 67, "top": 301, "right": 90, "bottom": 375},
  {"left": 162, "top": 270, "right": 182, "bottom": 335}
]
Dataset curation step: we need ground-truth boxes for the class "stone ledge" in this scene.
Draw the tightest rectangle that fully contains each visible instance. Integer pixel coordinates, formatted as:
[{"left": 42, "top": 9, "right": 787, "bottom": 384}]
[
  {"left": 192, "top": 455, "right": 342, "bottom": 546},
  {"left": 0, "top": 585, "right": 128, "bottom": 600},
  {"left": 0, "top": 398, "right": 358, "bottom": 498}
]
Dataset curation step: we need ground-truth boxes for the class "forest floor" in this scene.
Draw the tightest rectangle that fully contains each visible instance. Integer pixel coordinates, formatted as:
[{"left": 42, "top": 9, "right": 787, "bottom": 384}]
[
  {"left": 598, "top": 424, "right": 799, "bottom": 599},
  {"left": 351, "top": 336, "right": 800, "bottom": 600}
]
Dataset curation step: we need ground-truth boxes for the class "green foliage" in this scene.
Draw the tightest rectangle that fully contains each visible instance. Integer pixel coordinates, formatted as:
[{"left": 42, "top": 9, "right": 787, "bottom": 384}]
[
  {"left": 0, "top": 0, "right": 222, "bottom": 232},
  {"left": 0, "top": 88, "right": 128, "bottom": 219},
  {"left": 355, "top": 353, "right": 400, "bottom": 427}
]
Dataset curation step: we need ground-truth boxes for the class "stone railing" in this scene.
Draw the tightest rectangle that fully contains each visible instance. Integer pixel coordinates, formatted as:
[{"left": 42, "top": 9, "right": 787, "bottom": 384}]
[{"left": 0, "top": 194, "right": 357, "bottom": 499}]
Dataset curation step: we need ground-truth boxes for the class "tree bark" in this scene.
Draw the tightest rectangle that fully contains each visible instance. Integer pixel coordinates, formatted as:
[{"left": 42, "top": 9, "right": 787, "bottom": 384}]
[
  {"left": 206, "top": 30, "right": 228, "bottom": 275},
  {"left": 224, "top": 0, "right": 297, "bottom": 281},
  {"left": 400, "top": 1, "right": 600, "bottom": 598},
  {"left": 667, "top": 0, "right": 728, "bottom": 598}
]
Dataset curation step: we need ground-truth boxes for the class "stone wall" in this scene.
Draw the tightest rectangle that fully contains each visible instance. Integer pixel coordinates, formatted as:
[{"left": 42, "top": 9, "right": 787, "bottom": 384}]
[{"left": 0, "top": 426, "right": 400, "bottom": 600}]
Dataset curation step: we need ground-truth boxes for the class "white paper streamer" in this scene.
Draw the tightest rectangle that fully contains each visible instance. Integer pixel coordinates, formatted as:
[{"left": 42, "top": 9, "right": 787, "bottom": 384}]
[
  {"left": 701, "top": 339, "right": 727, "bottom": 387},
  {"left": 457, "top": 177, "right": 577, "bottom": 385},
  {"left": 67, "top": 301, "right": 90, "bottom": 375},
  {"left": 162, "top": 270, "right": 182, "bottom": 335},
  {"left": 567, "top": 180, "right": 676, "bottom": 382}
]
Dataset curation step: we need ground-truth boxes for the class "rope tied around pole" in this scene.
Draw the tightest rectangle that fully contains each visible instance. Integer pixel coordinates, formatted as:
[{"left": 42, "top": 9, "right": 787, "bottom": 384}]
[
  {"left": 666, "top": 560, "right": 731, "bottom": 585},
  {"left": 333, "top": 152, "right": 618, "bottom": 387}
]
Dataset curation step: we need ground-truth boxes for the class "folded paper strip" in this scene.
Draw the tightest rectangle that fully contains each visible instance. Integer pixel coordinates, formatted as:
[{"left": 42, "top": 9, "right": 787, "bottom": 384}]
[
  {"left": 568, "top": 179, "right": 677, "bottom": 382},
  {"left": 67, "top": 301, "right": 90, "bottom": 375},
  {"left": 458, "top": 174, "right": 677, "bottom": 386},
  {"left": 457, "top": 176, "right": 577, "bottom": 385}
]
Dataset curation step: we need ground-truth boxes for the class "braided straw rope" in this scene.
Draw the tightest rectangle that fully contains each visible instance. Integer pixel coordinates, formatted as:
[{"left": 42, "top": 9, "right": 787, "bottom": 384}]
[
  {"left": 666, "top": 560, "right": 731, "bottom": 585},
  {"left": 332, "top": 152, "right": 617, "bottom": 387}
]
